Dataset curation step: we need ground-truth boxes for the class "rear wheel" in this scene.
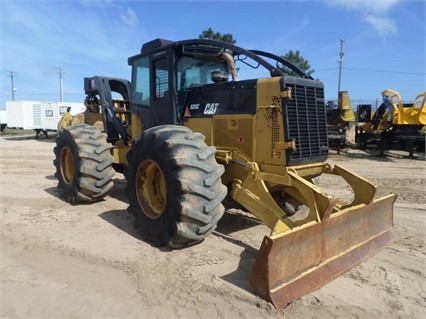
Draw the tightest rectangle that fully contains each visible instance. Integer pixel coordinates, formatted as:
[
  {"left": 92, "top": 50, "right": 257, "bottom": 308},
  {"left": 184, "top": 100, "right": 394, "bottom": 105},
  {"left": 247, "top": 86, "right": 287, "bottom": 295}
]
[
  {"left": 53, "top": 124, "right": 115, "bottom": 203},
  {"left": 127, "top": 125, "right": 227, "bottom": 247}
]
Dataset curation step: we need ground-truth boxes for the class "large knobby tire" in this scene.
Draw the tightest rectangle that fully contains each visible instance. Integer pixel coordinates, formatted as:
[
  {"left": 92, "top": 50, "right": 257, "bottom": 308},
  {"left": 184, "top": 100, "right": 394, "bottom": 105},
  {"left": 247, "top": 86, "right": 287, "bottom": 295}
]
[
  {"left": 127, "top": 125, "right": 227, "bottom": 248},
  {"left": 53, "top": 124, "right": 115, "bottom": 203}
]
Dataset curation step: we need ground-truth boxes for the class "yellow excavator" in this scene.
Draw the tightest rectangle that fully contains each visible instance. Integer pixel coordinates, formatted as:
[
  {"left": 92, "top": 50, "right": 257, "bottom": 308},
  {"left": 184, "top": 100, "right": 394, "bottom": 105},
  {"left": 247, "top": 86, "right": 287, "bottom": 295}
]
[
  {"left": 54, "top": 39, "right": 397, "bottom": 308},
  {"left": 356, "top": 89, "right": 426, "bottom": 156}
]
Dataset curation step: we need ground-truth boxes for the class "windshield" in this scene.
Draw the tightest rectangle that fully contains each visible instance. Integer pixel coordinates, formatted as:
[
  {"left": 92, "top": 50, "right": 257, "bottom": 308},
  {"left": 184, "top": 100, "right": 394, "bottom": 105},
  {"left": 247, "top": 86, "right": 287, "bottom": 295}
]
[{"left": 177, "top": 56, "right": 228, "bottom": 89}]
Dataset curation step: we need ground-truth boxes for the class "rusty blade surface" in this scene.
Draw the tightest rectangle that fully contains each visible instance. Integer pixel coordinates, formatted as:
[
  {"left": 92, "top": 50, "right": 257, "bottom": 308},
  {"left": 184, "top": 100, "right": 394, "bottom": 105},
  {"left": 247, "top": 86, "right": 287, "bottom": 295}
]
[{"left": 249, "top": 194, "right": 398, "bottom": 309}]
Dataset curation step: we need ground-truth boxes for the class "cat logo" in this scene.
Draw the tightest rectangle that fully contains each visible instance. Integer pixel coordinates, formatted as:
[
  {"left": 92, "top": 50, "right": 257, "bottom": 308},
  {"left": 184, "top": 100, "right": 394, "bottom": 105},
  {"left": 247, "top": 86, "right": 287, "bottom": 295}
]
[
  {"left": 204, "top": 103, "right": 219, "bottom": 115},
  {"left": 45, "top": 110, "right": 54, "bottom": 117}
]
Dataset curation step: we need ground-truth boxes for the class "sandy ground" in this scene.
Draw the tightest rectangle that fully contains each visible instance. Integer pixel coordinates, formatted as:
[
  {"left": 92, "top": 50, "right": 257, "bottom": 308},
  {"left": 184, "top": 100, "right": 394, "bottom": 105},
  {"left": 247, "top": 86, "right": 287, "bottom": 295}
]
[{"left": 1, "top": 133, "right": 425, "bottom": 319}]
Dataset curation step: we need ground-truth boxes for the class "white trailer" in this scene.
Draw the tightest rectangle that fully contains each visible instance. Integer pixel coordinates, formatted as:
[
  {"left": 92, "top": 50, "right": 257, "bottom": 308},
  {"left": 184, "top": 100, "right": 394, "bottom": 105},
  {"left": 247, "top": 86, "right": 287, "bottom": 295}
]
[
  {"left": 6, "top": 101, "right": 42, "bottom": 130},
  {"left": 59, "top": 102, "right": 86, "bottom": 116},
  {"left": 6, "top": 100, "right": 86, "bottom": 137},
  {"left": 0, "top": 110, "right": 7, "bottom": 132},
  {"left": 40, "top": 102, "right": 59, "bottom": 131},
  {"left": 40, "top": 102, "right": 86, "bottom": 132}
]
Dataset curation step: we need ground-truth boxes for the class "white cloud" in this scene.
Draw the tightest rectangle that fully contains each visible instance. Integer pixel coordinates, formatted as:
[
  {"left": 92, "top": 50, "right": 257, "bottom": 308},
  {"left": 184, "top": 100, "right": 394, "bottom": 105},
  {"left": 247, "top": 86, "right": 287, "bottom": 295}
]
[
  {"left": 120, "top": 7, "right": 139, "bottom": 27},
  {"left": 324, "top": 0, "right": 401, "bottom": 38},
  {"left": 363, "top": 14, "right": 397, "bottom": 37},
  {"left": 325, "top": 0, "right": 400, "bottom": 14},
  {"left": 81, "top": 0, "right": 113, "bottom": 9}
]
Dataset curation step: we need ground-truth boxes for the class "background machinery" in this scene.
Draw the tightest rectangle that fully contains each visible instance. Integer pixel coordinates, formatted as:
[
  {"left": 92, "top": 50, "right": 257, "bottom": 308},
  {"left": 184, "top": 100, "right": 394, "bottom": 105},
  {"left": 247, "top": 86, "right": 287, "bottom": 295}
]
[
  {"left": 326, "top": 90, "right": 355, "bottom": 152},
  {"left": 54, "top": 39, "right": 397, "bottom": 308},
  {"left": 355, "top": 89, "right": 426, "bottom": 156}
]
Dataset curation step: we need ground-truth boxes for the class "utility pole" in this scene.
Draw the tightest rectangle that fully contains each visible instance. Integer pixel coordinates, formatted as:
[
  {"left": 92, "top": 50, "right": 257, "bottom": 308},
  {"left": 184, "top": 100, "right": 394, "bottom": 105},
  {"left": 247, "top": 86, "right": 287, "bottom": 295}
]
[
  {"left": 338, "top": 39, "right": 345, "bottom": 97},
  {"left": 7, "top": 71, "right": 17, "bottom": 101},
  {"left": 56, "top": 67, "right": 64, "bottom": 102}
]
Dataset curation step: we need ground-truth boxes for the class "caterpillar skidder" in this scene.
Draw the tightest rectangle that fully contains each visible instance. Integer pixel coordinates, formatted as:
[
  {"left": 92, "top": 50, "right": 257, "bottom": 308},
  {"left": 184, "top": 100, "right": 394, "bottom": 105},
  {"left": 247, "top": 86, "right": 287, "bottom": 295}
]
[{"left": 54, "top": 39, "right": 397, "bottom": 308}]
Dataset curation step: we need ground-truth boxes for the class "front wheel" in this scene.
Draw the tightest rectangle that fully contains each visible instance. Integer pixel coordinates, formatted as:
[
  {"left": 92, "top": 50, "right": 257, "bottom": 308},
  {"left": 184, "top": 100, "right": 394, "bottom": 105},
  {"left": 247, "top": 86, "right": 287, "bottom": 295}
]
[
  {"left": 53, "top": 124, "right": 115, "bottom": 203},
  {"left": 126, "top": 125, "right": 227, "bottom": 248}
]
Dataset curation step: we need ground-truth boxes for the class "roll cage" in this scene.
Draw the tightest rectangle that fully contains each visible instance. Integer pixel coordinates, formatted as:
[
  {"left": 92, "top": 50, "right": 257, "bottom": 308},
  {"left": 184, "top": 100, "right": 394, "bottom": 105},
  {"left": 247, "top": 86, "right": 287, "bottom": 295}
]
[{"left": 129, "top": 38, "right": 312, "bottom": 80}]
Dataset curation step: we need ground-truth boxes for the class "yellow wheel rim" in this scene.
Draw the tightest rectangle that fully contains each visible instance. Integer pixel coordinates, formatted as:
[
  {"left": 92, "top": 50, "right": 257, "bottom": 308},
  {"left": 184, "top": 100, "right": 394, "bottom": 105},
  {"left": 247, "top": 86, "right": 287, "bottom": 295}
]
[
  {"left": 136, "top": 160, "right": 167, "bottom": 219},
  {"left": 59, "top": 146, "right": 75, "bottom": 185}
]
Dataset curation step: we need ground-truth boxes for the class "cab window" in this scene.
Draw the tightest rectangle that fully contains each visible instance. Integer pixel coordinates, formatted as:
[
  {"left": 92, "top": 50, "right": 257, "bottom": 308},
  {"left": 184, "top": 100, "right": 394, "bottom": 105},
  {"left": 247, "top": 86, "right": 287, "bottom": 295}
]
[{"left": 132, "top": 56, "right": 150, "bottom": 106}]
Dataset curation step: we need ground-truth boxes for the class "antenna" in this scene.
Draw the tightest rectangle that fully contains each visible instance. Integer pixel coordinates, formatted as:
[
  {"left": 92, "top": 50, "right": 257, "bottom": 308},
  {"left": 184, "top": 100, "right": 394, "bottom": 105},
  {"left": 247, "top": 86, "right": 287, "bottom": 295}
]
[
  {"left": 56, "top": 67, "right": 64, "bottom": 102},
  {"left": 338, "top": 39, "right": 345, "bottom": 96}
]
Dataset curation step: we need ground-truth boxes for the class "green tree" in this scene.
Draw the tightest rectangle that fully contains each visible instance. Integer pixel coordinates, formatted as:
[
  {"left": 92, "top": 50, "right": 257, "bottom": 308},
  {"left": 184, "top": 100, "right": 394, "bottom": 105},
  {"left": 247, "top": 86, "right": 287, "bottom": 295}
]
[
  {"left": 199, "top": 28, "right": 236, "bottom": 44},
  {"left": 281, "top": 50, "right": 314, "bottom": 76}
]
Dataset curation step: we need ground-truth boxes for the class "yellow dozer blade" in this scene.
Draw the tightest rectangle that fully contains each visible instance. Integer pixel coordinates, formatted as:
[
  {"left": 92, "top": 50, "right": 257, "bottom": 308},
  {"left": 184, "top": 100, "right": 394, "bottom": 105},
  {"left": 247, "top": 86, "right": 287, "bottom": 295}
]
[
  {"left": 229, "top": 162, "right": 398, "bottom": 309},
  {"left": 250, "top": 194, "right": 397, "bottom": 308}
]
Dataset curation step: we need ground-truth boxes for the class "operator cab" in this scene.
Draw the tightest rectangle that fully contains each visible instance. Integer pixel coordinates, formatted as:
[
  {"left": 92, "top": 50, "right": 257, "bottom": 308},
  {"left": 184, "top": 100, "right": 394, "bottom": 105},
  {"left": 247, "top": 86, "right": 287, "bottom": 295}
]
[{"left": 128, "top": 39, "right": 234, "bottom": 129}]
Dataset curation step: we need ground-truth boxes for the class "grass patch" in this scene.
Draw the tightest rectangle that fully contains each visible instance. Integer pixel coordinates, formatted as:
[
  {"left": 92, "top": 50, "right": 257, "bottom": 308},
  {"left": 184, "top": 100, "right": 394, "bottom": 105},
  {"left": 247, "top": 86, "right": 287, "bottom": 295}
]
[{"left": 1, "top": 128, "right": 35, "bottom": 136}]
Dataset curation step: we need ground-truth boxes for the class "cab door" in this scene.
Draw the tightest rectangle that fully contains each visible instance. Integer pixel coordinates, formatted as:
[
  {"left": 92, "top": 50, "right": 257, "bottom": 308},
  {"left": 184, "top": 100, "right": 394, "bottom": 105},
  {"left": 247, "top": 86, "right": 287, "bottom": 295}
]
[
  {"left": 147, "top": 50, "right": 177, "bottom": 127},
  {"left": 131, "top": 48, "right": 178, "bottom": 129}
]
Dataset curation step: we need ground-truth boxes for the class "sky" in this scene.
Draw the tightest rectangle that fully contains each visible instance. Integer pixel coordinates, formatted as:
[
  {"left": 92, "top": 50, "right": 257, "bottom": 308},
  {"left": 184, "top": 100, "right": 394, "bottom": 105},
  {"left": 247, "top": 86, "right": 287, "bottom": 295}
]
[{"left": 0, "top": 0, "right": 425, "bottom": 110}]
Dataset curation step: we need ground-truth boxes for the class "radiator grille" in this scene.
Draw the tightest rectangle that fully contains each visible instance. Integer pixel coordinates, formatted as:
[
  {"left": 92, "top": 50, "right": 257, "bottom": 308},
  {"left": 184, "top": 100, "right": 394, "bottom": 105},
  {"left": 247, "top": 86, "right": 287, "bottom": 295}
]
[{"left": 284, "top": 81, "right": 328, "bottom": 165}]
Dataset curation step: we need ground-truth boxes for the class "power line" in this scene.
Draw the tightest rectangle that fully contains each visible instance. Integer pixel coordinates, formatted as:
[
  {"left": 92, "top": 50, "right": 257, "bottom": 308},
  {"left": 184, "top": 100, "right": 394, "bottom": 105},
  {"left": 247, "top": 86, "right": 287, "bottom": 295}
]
[
  {"left": 315, "top": 67, "right": 340, "bottom": 72},
  {"left": 343, "top": 67, "right": 424, "bottom": 75},
  {"left": 316, "top": 66, "right": 424, "bottom": 75}
]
